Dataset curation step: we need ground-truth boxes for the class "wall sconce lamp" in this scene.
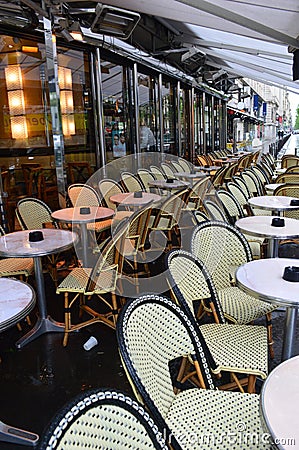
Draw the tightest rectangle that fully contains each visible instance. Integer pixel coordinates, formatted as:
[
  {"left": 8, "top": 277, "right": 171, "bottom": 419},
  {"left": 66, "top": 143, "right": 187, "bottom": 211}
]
[
  {"left": 4, "top": 65, "right": 28, "bottom": 139},
  {"left": 58, "top": 67, "right": 75, "bottom": 136},
  {"left": 90, "top": 4, "right": 140, "bottom": 39}
]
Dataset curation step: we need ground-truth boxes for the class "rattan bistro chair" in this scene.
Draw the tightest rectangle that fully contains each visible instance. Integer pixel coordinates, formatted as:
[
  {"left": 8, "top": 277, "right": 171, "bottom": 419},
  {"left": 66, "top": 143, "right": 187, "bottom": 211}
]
[
  {"left": 56, "top": 222, "right": 128, "bottom": 346},
  {"left": 166, "top": 249, "right": 268, "bottom": 393},
  {"left": 117, "top": 294, "right": 271, "bottom": 450},
  {"left": 39, "top": 388, "right": 169, "bottom": 450},
  {"left": 191, "top": 221, "right": 277, "bottom": 358}
]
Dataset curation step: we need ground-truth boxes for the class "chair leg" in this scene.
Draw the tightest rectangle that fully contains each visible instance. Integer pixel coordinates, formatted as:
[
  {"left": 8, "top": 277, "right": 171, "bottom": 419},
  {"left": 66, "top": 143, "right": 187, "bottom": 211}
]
[
  {"left": 266, "top": 312, "right": 274, "bottom": 359},
  {"left": 63, "top": 293, "right": 70, "bottom": 347},
  {"left": 247, "top": 374, "right": 256, "bottom": 394}
]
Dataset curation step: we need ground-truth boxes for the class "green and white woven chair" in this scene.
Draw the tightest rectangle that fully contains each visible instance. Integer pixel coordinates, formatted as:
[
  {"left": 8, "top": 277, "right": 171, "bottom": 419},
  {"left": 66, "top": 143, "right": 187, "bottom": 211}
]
[
  {"left": 117, "top": 294, "right": 271, "bottom": 450},
  {"left": 166, "top": 249, "right": 268, "bottom": 393},
  {"left": 56, "top": 221, "right": 128, "bottom": 346},
  {"left": 120, "top": 171, "right": 145, "bottom": 193},
  {"left": 191, "top": 221, "right": 277, "bottom": 358},
  {"left": 39, "top": 388, "right": 169, "bottom": 450}
]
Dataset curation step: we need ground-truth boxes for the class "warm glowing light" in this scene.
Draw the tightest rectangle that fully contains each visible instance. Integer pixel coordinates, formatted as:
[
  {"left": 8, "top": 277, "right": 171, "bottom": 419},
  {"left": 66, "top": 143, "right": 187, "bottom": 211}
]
[
  {"left": 58, "top": 67, "right": 72, "bottom": 90},
  {"left": 5, "top": 65, "right": 23, "bottom": 90},
  {"left": 8, "top": 90, "right": 25, "bottom": 115},
  {"left": 62, "top": 115, "right": 75, "bottom": 136},
  {"left": 21, "top": 46, "right": 39, "bottom": 53},
  {"left": 60, "top": 90, "right": 74, "bottom": 114},
  {"left": 10, "top": 116, "right": 28, "bottom": 139}
]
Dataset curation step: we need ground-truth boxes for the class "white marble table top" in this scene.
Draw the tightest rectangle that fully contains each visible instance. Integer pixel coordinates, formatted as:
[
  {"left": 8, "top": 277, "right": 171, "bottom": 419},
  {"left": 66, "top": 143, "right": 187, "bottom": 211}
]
[
  {"left": 0, "top": 278, "right": 35, "bottom": 331},
  {"left": 148, "top": 179, "right": 188, "bottom": 189},
  {"left": 265, "top": 183, "right": 284, "bottom": 193},
  {"left": 175, "top": 172, "right": 207, "bottom": 179},
  {"left": 109, "top": 192, "right": 161, "bottom": 206},
  {"left": 195, "top": 165, "right": 219, "bottom": 172},
  {"left": 236, "top": 258, "right": 299, "bottom": 308},
  {"left": 0, "top": 229, "right": 77, "bottom": 258},
  {"left": 248, "top": 195, "right": 299, "bottom": 212},
  {"left": 261, "top": 355, "right": 299, "bottom": 449},
  {"left": 235, "top": 216, "right": 299, "bottom": 239},
  {"left": 52, "top": 206, "right": 114, "bottom": 224}
]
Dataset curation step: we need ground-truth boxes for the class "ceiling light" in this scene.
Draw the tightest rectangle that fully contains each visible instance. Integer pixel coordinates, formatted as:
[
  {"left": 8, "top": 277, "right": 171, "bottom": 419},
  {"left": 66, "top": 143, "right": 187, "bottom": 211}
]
[{"left": 91, "top": 4, "right": 140, "bottom": 39}]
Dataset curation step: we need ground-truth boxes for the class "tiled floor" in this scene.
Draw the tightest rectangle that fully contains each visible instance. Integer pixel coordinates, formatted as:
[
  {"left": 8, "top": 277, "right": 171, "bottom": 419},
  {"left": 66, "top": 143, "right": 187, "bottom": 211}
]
[{"left": 0, "top": 271, "right": 299, "bottom": 450}]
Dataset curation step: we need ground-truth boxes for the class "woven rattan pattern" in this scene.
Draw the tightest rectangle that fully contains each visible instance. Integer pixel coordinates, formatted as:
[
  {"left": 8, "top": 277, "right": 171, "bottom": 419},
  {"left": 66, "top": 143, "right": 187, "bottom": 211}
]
[{"left": 167, "top": 251, "right": 268, "bottom": 377}]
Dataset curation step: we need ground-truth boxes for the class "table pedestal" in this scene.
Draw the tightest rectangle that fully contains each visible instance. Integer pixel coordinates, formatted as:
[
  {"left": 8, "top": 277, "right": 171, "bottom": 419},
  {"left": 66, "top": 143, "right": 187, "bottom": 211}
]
[
  {"left": 0, "top": 420, "right": 39, "bottom": 447},
  {"left": 16, "top": 256, "right": 64, "bottom": 348},
  {"left": 283, "top": 308, "right": 298, "bottom": 360}
]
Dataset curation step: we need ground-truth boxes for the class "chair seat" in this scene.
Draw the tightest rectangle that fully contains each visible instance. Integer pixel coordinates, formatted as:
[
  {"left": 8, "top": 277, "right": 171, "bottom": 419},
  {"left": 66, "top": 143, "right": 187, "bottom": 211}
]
[
  {"left": 199, "top": 323, "right": 268, "bottom": 378},
  {"left": 219, "top": 286, "right": 276, "bottom": 324},
  {"left": 56, "top": 268, "right": 91, "bottom": 293},
  {"left": 0, "top": 258, "right": 34, "bottom": 277},
  {"left": 166, "top": 389, "right": 270, "bottom": 450}
]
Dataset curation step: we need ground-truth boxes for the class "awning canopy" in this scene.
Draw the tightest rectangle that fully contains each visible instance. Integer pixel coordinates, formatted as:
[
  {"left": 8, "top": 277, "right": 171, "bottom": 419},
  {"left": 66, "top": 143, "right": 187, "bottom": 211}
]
[{"left": 18, "top": 0, "right": 299, "bottom": 93}]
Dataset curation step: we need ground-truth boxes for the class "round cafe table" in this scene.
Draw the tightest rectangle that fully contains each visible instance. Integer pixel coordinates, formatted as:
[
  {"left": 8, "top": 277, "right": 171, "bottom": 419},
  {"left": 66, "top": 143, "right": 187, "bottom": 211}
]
[
  {"left": 265, "top": 183, "right": 284, "bottom": 194},
  {"left": 0, "top": 277, "right": 39, "bottom": 447},
  {"left": 248, "top": 195, "right": 299, "bottom": 216},
  {"left": 148, "top": 179, "right": 188, "bottom": 194},
  {"left": 174, "top": 172, "right": 207, "bottom": 185},
  {"left": 260, "top": 355, "right": 299, "bottom": 450},
  {"left": 52, "top": 206, "right": 114, "bottom": 267},
  {"left": 0, "top": 229, "right": 77, "bottom": 348},
  {"left": 235, "top": 216, "right": 299, "bottom": 257},
  {"left": 109, "top": 192, "right": 161, "bottom": 208},
  {"left": 236, "top": 258, "right": 299, "bottom": 361}
]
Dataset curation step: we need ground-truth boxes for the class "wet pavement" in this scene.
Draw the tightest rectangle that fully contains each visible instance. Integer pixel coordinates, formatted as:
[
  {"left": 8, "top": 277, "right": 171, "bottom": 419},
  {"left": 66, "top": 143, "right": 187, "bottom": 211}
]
[{"left": 0, "top": 269, "right": 298, "bottom": 450}]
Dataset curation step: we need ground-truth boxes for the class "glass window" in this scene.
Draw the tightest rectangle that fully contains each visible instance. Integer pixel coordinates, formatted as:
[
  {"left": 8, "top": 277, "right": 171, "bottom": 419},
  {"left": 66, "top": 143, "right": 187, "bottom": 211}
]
[
  {"left": 138, "top": 73, "right": 158, "bottom": 152},
  {"left": 57, "top": 46, "right": 95, "bottom": 173},
  {"left": 101, "top": 60, "right": 132, "bottom": 162},
  {"left": 194, "top": 91, "right": 204, "bottom": 154},
  {"left": 162, "top": 79, "right": 177, "bottom": 154}
]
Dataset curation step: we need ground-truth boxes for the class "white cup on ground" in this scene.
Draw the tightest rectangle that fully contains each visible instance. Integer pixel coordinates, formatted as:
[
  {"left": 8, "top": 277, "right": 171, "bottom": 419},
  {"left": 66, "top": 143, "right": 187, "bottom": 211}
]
[{"left": 83, "top": 336, "right": 98, "bottom": 351}]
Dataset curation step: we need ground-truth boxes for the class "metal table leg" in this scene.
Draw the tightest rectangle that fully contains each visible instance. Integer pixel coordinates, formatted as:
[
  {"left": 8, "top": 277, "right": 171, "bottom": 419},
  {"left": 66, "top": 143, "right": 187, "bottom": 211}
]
[
  {"left": 282, "top": 307, "right": 298, "bottom": 360},
  {"left": 0, "top": 420, "right": 39, "bottom": 447}
]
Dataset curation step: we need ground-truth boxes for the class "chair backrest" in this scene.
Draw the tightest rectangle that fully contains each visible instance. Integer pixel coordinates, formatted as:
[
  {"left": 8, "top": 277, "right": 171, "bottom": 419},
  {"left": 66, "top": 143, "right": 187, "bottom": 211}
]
[
  {"left": 251, "top": 165, "right": 270, "bottom": 185},
  {"left": 160, "top": 163, "right": 175, "bottom": 178},
  {"left": 98, "top": 179, "right": 124, "bottom": 210},
  {"left": 38, "top": 388, "right": 169, "bottom": 450},
  {"left": 191, "top": 220, "right": 252, "bottom": 290},
  {"left": 121, "top": 172, "right": 145, "bottom": 192},
  {"left": 67, "top": 183, "right": 101, "bottom": 207},
  {"left": 193, "top": 210, "right": 209, "bottom": 223},
  {"left": 17, "top": 197, "right": 58, "bottom": 230},
  {"left": 137, "top": 169, "right": 156, "bottom": 192},
  {"left": 273, "top": 183, "right": 299, "bottom": 219},
  {"left": 21, "top": 163, "right": 41, "bottom": 195},
  {"left": 166, "top": 249, "right": 226, "bottom": 325},
  {"left": 150, "top": 166, "right": 166, "bottom": 180},
  {"left": 170, "top": 161, "right": 183, "bottom": 173},
  {"left": 211, "top": 165, "right": 227, "bottom": 188},
  {"left": 178, "top": 157, "right": 192, "bottom": 173},
  {"left": 187, "top": 177, "right": 211, "bottom": 210},
  {"left": 122, "top": 204, "right": 153, "bottom": 262},
  {"left": 222, "top": 162, "right": 239, "bottom": 183},
  {"left": 285, "top": 166, "right": 299, "bottom": 174},
  {"left": 241, "top": 170, "right": 260, "bottom": 196},
  {"left": 281, "top": 155, "right": 299, "bottom": 169},
  {"left": 86, "top": 219, "right": 129, "bottom": 293},
  {"left": 226, "top": 182, "right": 251, "bottom": 215},
  {"left": 232, "top": 175, "right": 251, "bottom": 200},
  {"left": 203, "top": 199, "right": 227, "bottom": 221},
  {"left": 217, "top": 189, "right": 245, "bottom": 223},
  {"left": 117, "top": 294, "right": 215, "bottom": 439},
  {"left": 275, "top": 173, "right": 299, "bottom": 184},
  {"left": 151, "top": 188, "right": 189, "bottom": 231}
]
